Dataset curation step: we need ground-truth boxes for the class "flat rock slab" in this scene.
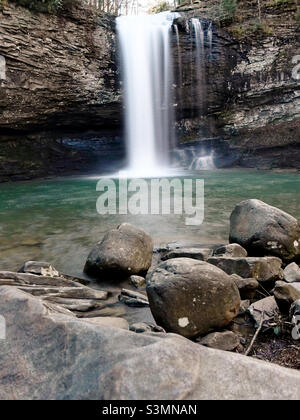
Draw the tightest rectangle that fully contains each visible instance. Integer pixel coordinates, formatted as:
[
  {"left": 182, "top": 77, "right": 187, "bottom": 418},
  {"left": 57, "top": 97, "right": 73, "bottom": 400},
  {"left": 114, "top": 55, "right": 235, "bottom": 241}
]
[
  {"left": 119, "top": 288, "right": 149, "bottom": 307},
  {"left": 207, "top": 257, "right": 283, "bottom": 283},
  {"left": 161, "top": 248, "right": 212, "bottom": 262},
  {"left": 1, "top": 286, "right": 300, "bottom": 400},
  {"left": 248, "top": 296, "right": 279, "bottom": 327}
]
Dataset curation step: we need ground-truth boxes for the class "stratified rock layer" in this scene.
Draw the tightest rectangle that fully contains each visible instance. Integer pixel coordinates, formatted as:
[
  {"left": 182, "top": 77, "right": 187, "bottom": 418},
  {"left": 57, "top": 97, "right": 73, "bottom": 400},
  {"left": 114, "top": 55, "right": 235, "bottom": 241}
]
[{"left": 1, "top": 286, "right": 300, "bottom": 400}]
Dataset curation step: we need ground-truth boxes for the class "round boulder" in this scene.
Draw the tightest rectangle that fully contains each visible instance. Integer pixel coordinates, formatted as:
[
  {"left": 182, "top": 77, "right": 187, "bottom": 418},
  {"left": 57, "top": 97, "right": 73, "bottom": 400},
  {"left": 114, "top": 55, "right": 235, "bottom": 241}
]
[
  {"left": 146, "top": 258, "right": 240, "bottom": 338},
  {"left": 229, "top": 199, "right": 300, "bottom": 261},
  {"left": 84, "top": 223, "right": 153, "bottom": 280}
]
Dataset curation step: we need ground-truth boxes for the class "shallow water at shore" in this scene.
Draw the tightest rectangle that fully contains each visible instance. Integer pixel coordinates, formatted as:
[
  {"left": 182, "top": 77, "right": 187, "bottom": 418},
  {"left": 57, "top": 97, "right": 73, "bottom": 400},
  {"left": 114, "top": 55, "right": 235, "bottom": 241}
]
[{"left": 0, "top": 169, "right": 299, "bottom": 277}]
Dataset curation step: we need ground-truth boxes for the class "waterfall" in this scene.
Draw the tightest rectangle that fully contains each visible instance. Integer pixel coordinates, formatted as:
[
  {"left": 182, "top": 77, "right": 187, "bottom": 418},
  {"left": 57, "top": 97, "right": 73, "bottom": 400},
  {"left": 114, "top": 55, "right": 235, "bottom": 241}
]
[
  {"left": 117, "top": 12, "right": 179, "bottom": 177},
  {"left": 191, "top": 18, "right": 206, "bottom": 117}
]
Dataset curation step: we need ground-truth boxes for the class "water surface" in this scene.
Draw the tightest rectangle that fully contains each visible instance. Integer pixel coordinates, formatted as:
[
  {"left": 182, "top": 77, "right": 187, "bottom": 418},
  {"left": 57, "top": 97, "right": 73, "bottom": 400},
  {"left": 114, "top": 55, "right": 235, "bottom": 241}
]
[{"left": 0, "top": 169, "right": 299, "bottom": 277}]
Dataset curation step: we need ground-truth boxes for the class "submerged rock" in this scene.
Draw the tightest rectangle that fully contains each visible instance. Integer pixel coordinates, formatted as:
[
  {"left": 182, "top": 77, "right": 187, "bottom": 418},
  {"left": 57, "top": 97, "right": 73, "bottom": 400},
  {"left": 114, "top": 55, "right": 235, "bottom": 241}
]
[
  {"left": 229, "top": 199, "right": 300, "bottom": 261},
  {"left": 283, "top": 263, "right": 300, "bottom": 283},
  {"left": 1, "top": 286, "right": 300, "bottom": 400},
  {"left": 84, "top": 223, "right": 153, "bottom": 280},
  {"left": 197, "top": 331, "right": 240, "bottom": 352},
  {"left": 207, "top": 256, "right": 283, "bottom": 283},
  {"left": 146, "top": 258, "right": 240, "bottom": 338}
]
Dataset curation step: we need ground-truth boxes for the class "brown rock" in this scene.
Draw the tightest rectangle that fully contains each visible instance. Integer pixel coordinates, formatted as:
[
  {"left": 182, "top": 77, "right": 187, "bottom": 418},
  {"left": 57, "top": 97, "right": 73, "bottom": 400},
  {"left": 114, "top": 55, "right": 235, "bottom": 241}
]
[{"left": 146, "top": 258, "right": 240, "bottom": 338}]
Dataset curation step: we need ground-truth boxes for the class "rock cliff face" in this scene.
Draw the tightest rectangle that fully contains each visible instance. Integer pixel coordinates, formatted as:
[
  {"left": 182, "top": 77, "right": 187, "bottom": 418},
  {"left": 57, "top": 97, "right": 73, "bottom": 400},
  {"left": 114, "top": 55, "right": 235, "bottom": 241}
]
[
  {"left": 0, "top": 2, "right": 121, "bottom": 181},
  {"left": 173, "top": 0, "right": 300, "bottom": 169},
  {"left": 0, "top": 2, "right": 120, "bottom": 133},
  {"left": 0, "top": 1, "right": 299, "bottom": 181}
]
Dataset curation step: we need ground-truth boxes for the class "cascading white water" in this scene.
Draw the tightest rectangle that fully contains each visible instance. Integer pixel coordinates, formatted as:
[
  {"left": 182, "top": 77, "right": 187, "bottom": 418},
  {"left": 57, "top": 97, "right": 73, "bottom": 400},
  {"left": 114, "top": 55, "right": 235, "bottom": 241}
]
[{"left": 117, "top": 12, "right": 178, "bottom": 177}]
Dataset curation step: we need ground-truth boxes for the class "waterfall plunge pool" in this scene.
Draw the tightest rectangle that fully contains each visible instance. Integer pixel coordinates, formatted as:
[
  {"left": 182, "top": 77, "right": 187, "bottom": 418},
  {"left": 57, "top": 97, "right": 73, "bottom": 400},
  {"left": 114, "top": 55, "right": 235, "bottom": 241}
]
[{"left": 0, "top": 169, "right": 299, "bottom": 278}]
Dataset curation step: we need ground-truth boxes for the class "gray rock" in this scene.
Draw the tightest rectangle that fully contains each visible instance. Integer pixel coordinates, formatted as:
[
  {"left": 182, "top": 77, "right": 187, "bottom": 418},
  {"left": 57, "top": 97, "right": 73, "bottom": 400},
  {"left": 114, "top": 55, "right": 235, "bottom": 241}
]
[
  {"left": 0, "top": 271, "right": 82, "bottom": 288},
  {"left": 273, "top": 281, "right": 300, "bottom": 313},
  {"left": 82, "top": 317, "right": 129, "bottom": 330},
  {"left": 208, "top": 256, "right": 283, "bottom": 283},
  {"left": 197, "top": 331, "right": 240, "bottom": 351},
  {"left": 229, "top": 199, "right": 300, "bottom": 261},
  {"left": 248, "top": 296, "right": 279, "bottom": 327},
  {"left": 129, "top": 275, "right": 146, "bottom": 288},
  {"left": 84, "top": 223, "right": 153, "bottom": 280},
  {"left": 230, "top": 274, "right": 259, "bottom": 300},
  {"left": 1, "top": 286, "right": 300, "bottom": 400},
  {"left": 283, "top": 263, "right": 300, "bottom": 283},
  {"left": 19, "top": 261, "right": 59, "bottom": 277},
  {"left": 161, "top": 248, "right": 212, "bottom": 262},
  {"left": 118, "top": 288, "right": 149, "bottom": 307},
  {"left": 146, "top": 258, "right": 240, "bottom": 338},
  {"left": 214, "top": 244, "right": 247, "bottom": 258}
]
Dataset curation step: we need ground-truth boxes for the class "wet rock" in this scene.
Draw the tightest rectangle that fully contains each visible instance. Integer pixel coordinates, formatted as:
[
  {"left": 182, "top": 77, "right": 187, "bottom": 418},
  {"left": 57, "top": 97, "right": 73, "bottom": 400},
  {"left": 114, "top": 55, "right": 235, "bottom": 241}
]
[
  {"left": 197, "top": 331, "right": 240, "bottom": 351},
  {"left": 129, "top": 275, "right": 146, "bottom": 288},
  {"left": 273, "top": 281, "right": 300, "bottom": 313},
  {"left": 214, "top": 244, "right": 247, "bottom": 258},
  {"left": 118, "top": 288, "right": 149, "bottom": 307},
  {"left": 161, "top": 248, "right": 212, "bottom": 262},
  {"left": 207, "top": 256, "right": 283, "bottom": 283},
  {"left": 248, "top": 296, "right": 279, "bottom": 328},
  {"left": 1, "top": 286, "right": 300, "bottom": 400},
  {"left": 146, "top": 258, "right": 240, "bottom": 338},
  {"left": 230, "top": 274, "right": 259, "bottom": 300},
  {"left": 19, "top": 261, "right": 59, "bottom": 277},
  {"left": 82, "top": 317, "right": 129, "bottom": 330},
  {"left": 283, "top": 263, "right": 300, "bottom": 283},
  {"left": 129, "top": 322, "right": 165, "bottom": 334},
  {"left": 229, "top": 199, "right": 300, "bottom": 261},
  {"left": 84, "top": 223, "right": 153, "bottom": 280}
]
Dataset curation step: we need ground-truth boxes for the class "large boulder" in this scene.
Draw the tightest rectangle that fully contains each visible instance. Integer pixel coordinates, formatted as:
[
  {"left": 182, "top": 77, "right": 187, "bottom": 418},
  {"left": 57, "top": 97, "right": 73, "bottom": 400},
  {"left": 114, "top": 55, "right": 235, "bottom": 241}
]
[
  {"left": 229, "top": 199, "right": 300, "bottom": 261},
  {"left": 146, "top": 258, "right": 241, "bottom": 338},
  {"left": 84, "top": 223, "right": 153, "bottom": 280},
  {"left": 1, "top": 286, "right": 300, "bottom": 400},
  {"left": 207, "top": 256, "right": 283, "bottom": 283}
]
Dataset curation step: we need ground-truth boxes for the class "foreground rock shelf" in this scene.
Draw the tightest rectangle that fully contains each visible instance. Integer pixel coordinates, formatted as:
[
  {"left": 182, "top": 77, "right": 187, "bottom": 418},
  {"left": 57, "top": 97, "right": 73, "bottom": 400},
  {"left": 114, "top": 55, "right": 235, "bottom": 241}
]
[
  {"left": 1, "top": 285, "right": 300, "bottom": 400},
  {"left": 1, "top": 199, "right": 300, "bottom": 399}
]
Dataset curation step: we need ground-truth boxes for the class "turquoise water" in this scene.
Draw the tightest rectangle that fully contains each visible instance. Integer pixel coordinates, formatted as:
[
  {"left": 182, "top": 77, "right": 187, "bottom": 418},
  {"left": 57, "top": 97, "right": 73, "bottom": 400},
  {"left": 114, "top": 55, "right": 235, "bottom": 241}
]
[{"left": 0, "top": 169, "right": 299, "bottom": 277}]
